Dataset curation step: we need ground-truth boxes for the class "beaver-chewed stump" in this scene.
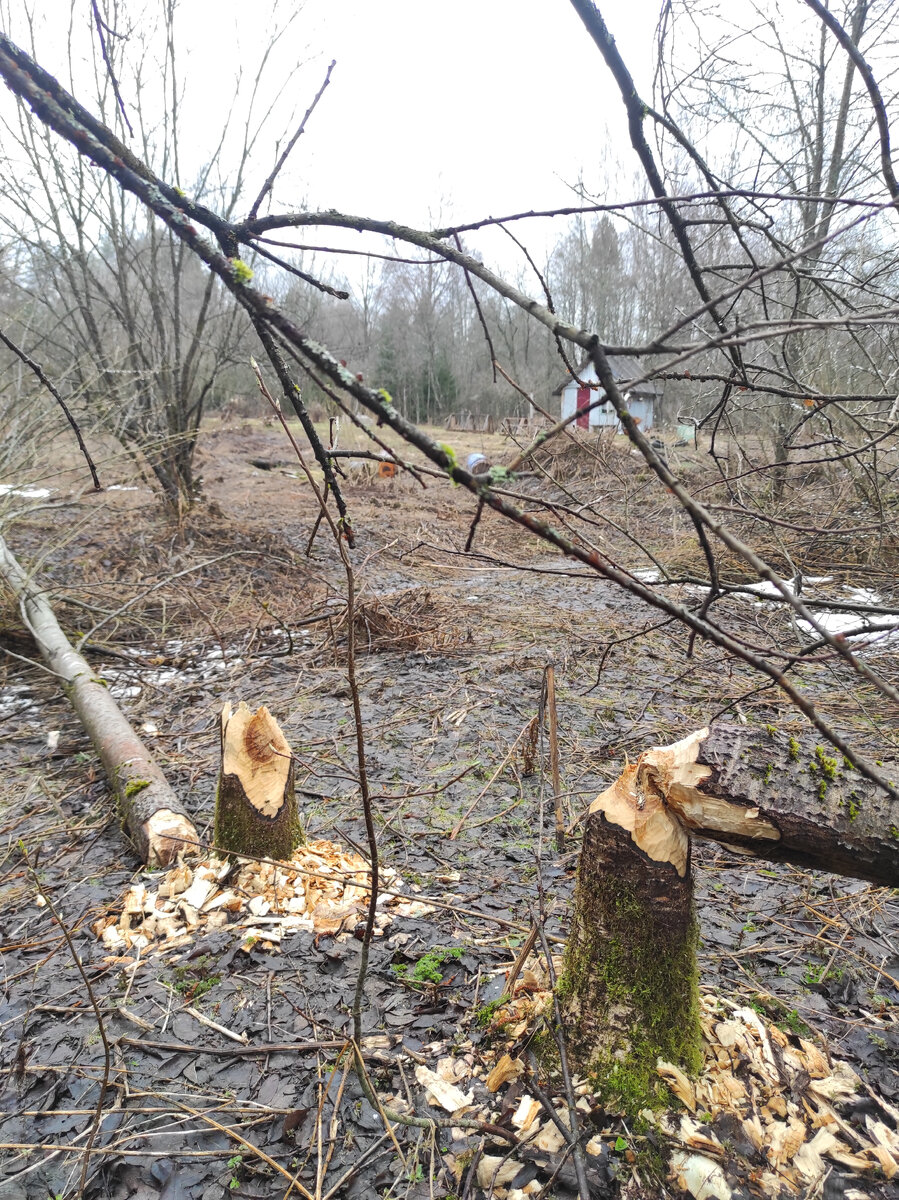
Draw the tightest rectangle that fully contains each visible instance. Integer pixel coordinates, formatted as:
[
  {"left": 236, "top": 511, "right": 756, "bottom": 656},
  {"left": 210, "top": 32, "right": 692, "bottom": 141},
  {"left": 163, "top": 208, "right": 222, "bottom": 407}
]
[
  {"left": 557, "top": 724, "right": 899, "bottom": 1112},
  {"left": 214, "top": 702, "right": 304, "bottom": 862},
  {"left": 557, "top": 733, "right": 703, "bottom": 1110}
]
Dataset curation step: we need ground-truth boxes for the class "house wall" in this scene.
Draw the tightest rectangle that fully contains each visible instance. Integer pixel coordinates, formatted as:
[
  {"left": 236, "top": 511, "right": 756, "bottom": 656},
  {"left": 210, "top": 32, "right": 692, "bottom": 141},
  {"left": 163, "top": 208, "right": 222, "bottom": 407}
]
[{"left": 560, "top": 380, "right": 654, "bottom": 430}]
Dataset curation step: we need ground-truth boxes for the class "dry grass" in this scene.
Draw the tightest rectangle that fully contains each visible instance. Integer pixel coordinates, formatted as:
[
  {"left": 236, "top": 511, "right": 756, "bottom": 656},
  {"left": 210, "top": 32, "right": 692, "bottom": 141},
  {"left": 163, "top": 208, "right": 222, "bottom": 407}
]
[{"left": 343, "top": 587, "right": 465, "bottom": 655}]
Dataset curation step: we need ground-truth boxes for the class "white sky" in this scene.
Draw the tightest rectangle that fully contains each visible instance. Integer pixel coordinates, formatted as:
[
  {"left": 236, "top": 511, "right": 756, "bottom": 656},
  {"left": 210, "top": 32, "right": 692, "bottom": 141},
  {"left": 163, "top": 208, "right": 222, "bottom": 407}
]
[
  {"left": 274, "top": 0, "right": 663, "bottom": 225},
  {"left": 3, "top": 1, "right": 663, "bottom": 254}
]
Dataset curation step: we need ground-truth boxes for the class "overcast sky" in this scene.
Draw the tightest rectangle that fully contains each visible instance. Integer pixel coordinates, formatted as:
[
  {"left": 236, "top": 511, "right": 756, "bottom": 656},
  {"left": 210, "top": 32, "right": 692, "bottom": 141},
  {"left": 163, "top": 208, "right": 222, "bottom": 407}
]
[
  {"left": 3, "top": 1, "right": 664, "bottom": 275},
  {"left": 272, "top": 0, "right": 663, "bottom": 224}
]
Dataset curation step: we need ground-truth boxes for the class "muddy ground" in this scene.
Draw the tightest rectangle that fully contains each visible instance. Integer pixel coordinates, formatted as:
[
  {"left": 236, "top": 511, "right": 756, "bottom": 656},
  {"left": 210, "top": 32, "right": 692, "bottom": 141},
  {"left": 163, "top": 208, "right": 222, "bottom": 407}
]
[{"left": 1, "top": 421, "right": 897, "bottom": 1199}]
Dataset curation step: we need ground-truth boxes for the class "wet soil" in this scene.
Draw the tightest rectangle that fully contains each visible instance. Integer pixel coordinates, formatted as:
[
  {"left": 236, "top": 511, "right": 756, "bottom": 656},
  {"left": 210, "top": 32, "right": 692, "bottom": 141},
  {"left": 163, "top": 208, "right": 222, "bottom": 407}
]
[{"left": 1, "top": 423, "right": 897, "bottom": 1199}]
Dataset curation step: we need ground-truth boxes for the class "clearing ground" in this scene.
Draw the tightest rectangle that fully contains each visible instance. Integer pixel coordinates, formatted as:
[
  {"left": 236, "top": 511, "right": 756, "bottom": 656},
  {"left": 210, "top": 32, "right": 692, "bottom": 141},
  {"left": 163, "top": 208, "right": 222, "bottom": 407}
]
[{"left": 1, "top": 418, "right": 897, "bottom": 1199}]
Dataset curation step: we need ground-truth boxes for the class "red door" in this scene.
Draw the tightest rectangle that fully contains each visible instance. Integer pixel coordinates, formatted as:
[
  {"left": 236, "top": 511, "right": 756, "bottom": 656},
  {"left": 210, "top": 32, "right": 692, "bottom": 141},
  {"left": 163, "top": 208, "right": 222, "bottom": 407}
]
[{"left": 576, "top": 387, "right": 590, "bottom": 429}]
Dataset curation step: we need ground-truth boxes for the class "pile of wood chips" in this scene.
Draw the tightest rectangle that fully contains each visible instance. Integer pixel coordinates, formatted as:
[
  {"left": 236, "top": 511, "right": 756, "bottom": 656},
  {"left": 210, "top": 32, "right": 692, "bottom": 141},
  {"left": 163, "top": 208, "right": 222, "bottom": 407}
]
[
  {"left": 436, "top": 979, "right": 897, "bottom": 1199},
  {"left": 659, "top": 994, "right": 898, "bottom": 1196},
  {"left": 93, "top": 839, "right": 433, "bottom": 959}
]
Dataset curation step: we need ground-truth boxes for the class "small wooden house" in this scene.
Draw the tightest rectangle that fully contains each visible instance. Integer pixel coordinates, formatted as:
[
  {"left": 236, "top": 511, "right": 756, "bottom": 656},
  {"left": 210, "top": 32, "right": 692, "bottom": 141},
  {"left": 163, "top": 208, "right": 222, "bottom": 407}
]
[{"left": 554, "top": 356, "right": 660, "bottom": 431}]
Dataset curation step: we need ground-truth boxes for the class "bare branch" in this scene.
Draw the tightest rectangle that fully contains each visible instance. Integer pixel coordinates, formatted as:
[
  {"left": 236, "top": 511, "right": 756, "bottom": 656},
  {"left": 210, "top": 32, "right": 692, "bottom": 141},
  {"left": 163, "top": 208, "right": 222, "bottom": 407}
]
[{"left": 247, "top": 58, "right": 336, "bottom": 221}]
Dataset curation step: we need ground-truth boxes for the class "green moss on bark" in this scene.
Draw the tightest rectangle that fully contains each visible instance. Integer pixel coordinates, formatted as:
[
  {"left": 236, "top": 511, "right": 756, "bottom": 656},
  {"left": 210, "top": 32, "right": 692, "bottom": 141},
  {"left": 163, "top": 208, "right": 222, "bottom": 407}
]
[
  {"left": 213, "top": 772, "right": 303, "bottom": 862},
  {"left": 557, "top": 817, "right": 702, "bottom": 1111}
]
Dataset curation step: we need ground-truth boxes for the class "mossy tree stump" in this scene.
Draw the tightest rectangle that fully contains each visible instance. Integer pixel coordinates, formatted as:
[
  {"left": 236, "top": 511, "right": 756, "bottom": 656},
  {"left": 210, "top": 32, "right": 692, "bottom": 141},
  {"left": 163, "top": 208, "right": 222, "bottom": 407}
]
[
  {"left": 557, "top": 734, "right": 704, "bottom": 1109},
  {"left": 214, "top": 702, "right": 304, "bottom": 861},
  {"left": 558, "top": 723, "right": 899, "bottom": 1111}
]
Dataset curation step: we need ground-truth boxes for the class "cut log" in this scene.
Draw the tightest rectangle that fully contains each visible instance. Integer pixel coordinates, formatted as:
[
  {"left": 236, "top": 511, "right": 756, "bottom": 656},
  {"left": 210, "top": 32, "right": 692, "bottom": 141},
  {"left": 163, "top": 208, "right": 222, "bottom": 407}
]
[
  {"left": 558, "top": 743, "right": 702, "bottom": 1107},
  {"left": 0, "top": 533, "right": 197, "bottom": 865},
  {"left": 625, "top": 725, "right": 898, "bottom": 887},
  {"left": 214, "top": 702, "right": 304, "bottom": 861}
]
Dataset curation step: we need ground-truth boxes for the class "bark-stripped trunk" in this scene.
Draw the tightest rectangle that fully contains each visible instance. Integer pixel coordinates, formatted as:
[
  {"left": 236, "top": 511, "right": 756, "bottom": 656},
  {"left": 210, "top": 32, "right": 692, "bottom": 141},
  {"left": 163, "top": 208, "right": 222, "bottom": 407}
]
[
  {"left": 561, "top": 724, "right": 899, "bottom": 1099},
  {"left": 214, "top": 702, "right": 303, "bottom": 861},
  {"left": 0, "top": 534, "right": 197, "bottom": 865}
]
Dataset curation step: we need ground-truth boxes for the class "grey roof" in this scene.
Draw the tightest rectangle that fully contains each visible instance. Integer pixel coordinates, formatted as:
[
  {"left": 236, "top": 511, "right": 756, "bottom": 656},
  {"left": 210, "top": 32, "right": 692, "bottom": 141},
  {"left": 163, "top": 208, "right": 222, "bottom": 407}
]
[{"left": 552, "top": 354, "right": 663, "bottom": 399}]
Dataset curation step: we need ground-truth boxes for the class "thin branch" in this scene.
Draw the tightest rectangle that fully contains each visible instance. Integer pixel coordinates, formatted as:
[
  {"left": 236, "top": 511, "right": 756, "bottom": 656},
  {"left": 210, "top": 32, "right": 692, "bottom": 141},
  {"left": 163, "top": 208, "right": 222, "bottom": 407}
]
[
  {"left": 248, "top": 59, "right": 336, "bottom": 220},
  {"left": 453, "top": 232, "right": 496, "bottom": 380},
  {"left": 90, "top": 0, "right": 134, "bottom": 137},
  {"left": 0, "top": 326, "right": 101, "bottom": 490},
  {"left": 22, "top": 851, "right": 111, "bottom": 1199},
  {"left": 251, "top": 319, "right": 356, "bottom": 547},
  {"left": 248, "top": 239, "right": 349, "bottom": 298},
  {"left": 804, "top": 0, "right": 899, "bottom": 203}
]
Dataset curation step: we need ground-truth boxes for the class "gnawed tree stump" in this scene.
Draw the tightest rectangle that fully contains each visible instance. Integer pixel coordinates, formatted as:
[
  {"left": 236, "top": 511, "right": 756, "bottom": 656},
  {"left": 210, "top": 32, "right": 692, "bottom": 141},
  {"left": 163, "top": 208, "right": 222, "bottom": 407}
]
[
  {"left": 561, "top": 725, "right": 899, "bottom": 1104},
  {"left": 214, "top": 702, "right": 304, "bottom": 860},
  {"left": 0, "top": 532, "right": 197, "bottom": 866},
  {"left": 558, "top": 735, "right": 703, "bottom": 1108}
]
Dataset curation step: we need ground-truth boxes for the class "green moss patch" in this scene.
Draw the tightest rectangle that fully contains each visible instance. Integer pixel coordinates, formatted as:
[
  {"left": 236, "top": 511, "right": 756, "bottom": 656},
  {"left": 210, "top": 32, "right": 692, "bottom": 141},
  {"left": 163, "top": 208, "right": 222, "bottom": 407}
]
[{"left": 558, "top": 870, "right": 702, "bottom": 1111}]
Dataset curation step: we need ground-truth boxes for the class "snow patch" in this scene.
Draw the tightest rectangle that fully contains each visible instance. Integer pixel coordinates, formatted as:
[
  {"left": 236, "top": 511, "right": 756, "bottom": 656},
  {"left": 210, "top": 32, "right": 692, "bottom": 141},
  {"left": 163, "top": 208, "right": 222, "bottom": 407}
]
[{"left": 0, "top": 484, "right": 52, "bottom": 499}]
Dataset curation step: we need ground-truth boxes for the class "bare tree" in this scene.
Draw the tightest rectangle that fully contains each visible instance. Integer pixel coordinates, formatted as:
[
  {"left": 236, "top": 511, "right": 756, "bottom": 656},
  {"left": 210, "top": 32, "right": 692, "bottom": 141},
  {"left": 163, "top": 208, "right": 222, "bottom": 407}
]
[
  {"left": 2, "top": 0, "right": 899, "bottom": 1122},
  {"left": 0, "top": 0, "right": 305, "bottom": 510}
]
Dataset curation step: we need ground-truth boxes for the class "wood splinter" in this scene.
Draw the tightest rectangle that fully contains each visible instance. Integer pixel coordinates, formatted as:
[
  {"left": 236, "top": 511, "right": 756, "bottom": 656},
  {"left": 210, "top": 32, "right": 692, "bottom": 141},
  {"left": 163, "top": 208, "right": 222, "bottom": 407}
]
[{"left": 214, "top": 701, "right": 304, "bottom": 861}]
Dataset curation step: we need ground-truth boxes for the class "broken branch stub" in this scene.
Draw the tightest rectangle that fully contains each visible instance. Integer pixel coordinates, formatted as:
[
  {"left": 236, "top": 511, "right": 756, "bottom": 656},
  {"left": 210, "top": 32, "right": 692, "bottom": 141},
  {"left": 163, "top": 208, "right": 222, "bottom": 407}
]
[{"left": 214, "top": 702, "right": 304, "bottom": 861}]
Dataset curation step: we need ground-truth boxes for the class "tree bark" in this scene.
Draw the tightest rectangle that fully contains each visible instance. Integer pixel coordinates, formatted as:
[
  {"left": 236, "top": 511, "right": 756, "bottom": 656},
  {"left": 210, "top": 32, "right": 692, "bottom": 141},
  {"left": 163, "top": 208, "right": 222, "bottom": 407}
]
[
  {"left": 643, "top": 724, "right": 898, "bottom": 887},
  {"left": 560, "top": 724, "right": 899, "bottom": 1098},
  {"left": 214, "top": 701, "right": 303, "bottom": 861},
  {"left": 558, "top": 744, "right": 702, "bottom": 1107},
  {"left": 0, "top": 533, "right": 197, "bottom": 865}
]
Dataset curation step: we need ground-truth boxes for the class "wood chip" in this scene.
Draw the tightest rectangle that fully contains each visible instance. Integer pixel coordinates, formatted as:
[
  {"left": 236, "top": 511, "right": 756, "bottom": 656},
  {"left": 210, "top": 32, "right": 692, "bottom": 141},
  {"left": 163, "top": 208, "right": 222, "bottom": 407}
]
[
  {"left": 486, "top": 1053, "right": 524, "bottom": 1092},
  {"left": 658, "top": 1060, "right": 697, "bottom": 1112},
  {"left": 511, "top": 1095, "right": 541, "bottom": 1132},
  {"left": 413, "top": 1065, "right": 473, "bottom": 1113},
  {"left": 475, "top": 1155, "right": 522, "bottom": 1188}
]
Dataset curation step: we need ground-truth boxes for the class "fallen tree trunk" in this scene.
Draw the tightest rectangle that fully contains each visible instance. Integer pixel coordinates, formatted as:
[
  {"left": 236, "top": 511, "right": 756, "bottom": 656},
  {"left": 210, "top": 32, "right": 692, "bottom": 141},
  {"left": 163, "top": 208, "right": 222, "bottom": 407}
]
[
  {"left": 560, "top": 724, "right": 898, "bottom": 1096},
  {"left": 629, "top": 724, "right": 899, "bottom": 887},
  {"left": 0, "top": 533, "right": 197, "bottom": 865}
]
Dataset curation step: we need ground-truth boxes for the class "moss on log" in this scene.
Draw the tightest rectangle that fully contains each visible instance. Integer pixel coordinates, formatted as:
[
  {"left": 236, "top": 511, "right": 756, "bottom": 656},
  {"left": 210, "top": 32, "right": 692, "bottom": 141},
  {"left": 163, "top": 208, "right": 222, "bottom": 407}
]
[
  {"left": 665, "top": 724, "right": 899, "bottom": 886},
  {"left": 214, "top": 702, "right": 304, "bottom": 861},
  {"left": 558, "top": 741, "right": 702, "bottom": 1108},
  {"left": 0, "top": 532, "right": 196, "bottom": 866}
]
